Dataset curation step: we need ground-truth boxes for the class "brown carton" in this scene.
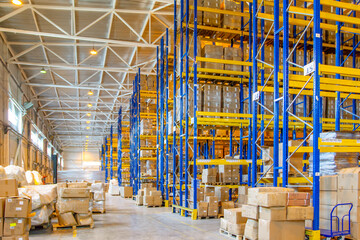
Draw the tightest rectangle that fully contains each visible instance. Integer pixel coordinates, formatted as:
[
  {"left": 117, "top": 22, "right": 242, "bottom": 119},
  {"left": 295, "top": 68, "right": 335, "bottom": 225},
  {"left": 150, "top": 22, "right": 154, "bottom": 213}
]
[
  {"left": 144, "top": 196, "right": 154, "bottom": 206},
  {"left": 58, "top": 212, "right": 77, "bottom": 226},
  {"left": 320, "top": 191, "right": 338, "bottom": 206},
  {"left": 287, "top": 206, "right": 314, "bottom": 220},
  {"left": 248, "top": 187, "right": 294, "bottom": 205},
  {"left": 338, "top": 168, "right": 360, "bottom": 190},
  {"left": 257, "top": 192, "right": 287, "bottom": 207},
  {"left": 67, "top": 182, "right": 88, "bottom": 188},
  {"left": 244, "top": 219, "right": 258, "bottom": 240},
  {"left": 215, "top": 187, "right": 229, "bottom": 202},
  {"left": 2, "top": 233, "right": 29, "bottom": 240},
  {"left": 320, "top": 175, "right": 338, "bottom": 191},
  {"left": 208, "top": 205, "right": 218, "bottom": 217},
  {"left": 320, "top": 204, "right": 337, "bottom": 220},
  {"left": 0, "top": 179, "right": 18, "bottom": 197},
  {"left": 153, "top": 196, "right": 162, "bottom": 206},
  {"left": 258, "top": 219, "right": 305, "bottom": 240},
  {"left": 198, "top": 202, "right": 208, "bottom": 218},
  {"left": 227, "top": 222, "right": 246, "bottom": 235},
  {"left": 224, "top": 208, "right": 247, "bottom": 224},
  {"left": 57, "top": 198, "right": 90, "bottom": 214},
  {"left": 120, "top": 186, "right": 133, "bottom": 198},
  {"left": 338, "top": 205, "right": 359, "bottom": 222},
  {"left": 5, "top": 197, "right": 31, "bottom": 218},
  {"left": 338, "top": 189, "right": 360, "bottom": 206},
  {"left": 3, "top": 218, "right": 29, "bottom": 236},
  {"left": 136, "top": 195, "right": 143, "bottom": 205},
  {"left": 75, "top": 213, "right": 94, "bottom": 226},
  {"left": 220, "top": 201, "right": 235, "bottom": 215},
  {"left": 59, "top": 188, "right": 90, "bottom": 198},
  {"left": 138, "top": 189, "right": 145, "bottom": 196},
  {"left": 242, "top": 204, "right": 259, "bottom": 219},
  {"left": 150, "top": 190, "right": 162, "bottom": 196},
  {"left": 0, "top": 197, "right": 5, "bottom": 217},
  {"left": 259, "top": 207, "right": 286, "bottom": 220}
]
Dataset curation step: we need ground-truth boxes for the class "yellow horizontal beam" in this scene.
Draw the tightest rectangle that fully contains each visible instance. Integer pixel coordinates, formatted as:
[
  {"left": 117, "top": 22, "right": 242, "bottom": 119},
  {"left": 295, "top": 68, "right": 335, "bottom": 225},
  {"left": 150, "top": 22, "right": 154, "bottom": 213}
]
[
  {"left": 192, "top": 6, "right": 249, "bottom": 18},
  {"left": 140, "top": 157, "right": 157, "bottom": 161},
  {"left": 319, "top": 64, "right": 360, "bottom": 79},
  {"left": 140, "top": 147, "right": 157, "bottom": 150},
  {"left": 195, "top": 159, "right": 262, "bottom": 166}
]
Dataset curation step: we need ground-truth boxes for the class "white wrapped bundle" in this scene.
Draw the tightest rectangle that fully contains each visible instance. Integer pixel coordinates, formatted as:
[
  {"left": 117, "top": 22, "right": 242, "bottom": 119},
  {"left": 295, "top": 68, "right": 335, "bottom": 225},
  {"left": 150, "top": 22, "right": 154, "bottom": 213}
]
[
  {"left": 31, "top": 204, "right": 55, "bottom": 226},
  {"left": 5, "top": 165, "right": 27, "bottom": 186},
  {"left": 25, "top": 171, "right": 35, "bottom": 185},
  {"left": 32, "top": 171, "right": 43, "bottom": 185},
  {"left": 19, "top": 184, "right": 57, "bottom": 210}
]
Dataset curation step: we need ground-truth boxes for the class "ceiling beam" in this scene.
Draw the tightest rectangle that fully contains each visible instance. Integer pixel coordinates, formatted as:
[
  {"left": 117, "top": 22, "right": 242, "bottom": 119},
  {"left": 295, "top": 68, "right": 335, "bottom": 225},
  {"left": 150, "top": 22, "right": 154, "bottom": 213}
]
[
  {"left": 0, "top": 27, "right": 157, "bottom": 48},
  {"left": 24, "top": 83, "right": 133, "bottom": 93},
  {"left": 9, "top": 61, "right": 155, "bottom": 75}
]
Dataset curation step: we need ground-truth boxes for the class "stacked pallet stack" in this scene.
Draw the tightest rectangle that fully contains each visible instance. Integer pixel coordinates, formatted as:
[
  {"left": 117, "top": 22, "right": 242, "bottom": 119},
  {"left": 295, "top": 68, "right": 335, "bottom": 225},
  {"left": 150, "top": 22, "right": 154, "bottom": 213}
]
[
  {"left": 119, "top": 186, "right": 133, "bottom": 199},
  {"left": 135, "top": 187, "right": 162, "bottom": 207},
  {"left": 56, "top": 182, "right": 94, "bottom": 229},
  {"left": 90, "top": 182, "right": 106, "bottom": 214},
  {"left": 201, "top": 165, "right": 240, "bottom": 185},
  {"left": 240, "top": 187, "right": 312, "bottom": 240},
  {"left": 108, "top": 179, "right": 120, "bottom": 196},
  {"left": 1, "top": 179, "right": 32, "bottom": 240},
  {"left": 220, "top": 208, "right": 247, "bottom": 237}
]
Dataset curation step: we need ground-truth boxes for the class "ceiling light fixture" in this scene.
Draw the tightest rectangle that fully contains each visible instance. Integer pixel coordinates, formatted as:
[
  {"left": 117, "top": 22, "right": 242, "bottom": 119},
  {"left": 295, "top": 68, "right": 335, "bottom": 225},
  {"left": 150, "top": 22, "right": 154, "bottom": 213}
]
[
  {"left": 86, "top": 126, "right": 90, "bottom": 130},
  {"left": 86, "top": 121, "right": 90, "bottom": 124},
  {"left": 90, "top": 49, "right": 97, "bottom": 55},
  {"left": 88, "top": 103, "right": 92, "bottom": 107},
  {"left": 86, "top": 136, "right": 89, "bottom": 138},
  {"left": 87, "top": 113, "right": 91, "bottom": 117},
  {"left": 88, "top": 90, "right": 94, "bottom": 96},
  {"left": 11, "top": 0, "right": 22, "bottom": 6},
  {"left": 40, "top": 68, "right": 47, "bottom": 74}
]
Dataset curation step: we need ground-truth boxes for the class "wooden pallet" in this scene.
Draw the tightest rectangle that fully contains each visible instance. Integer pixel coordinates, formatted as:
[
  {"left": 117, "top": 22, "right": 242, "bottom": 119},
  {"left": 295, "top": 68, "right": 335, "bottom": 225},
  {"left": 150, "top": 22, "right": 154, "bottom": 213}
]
[
  {"left": 92, "top": 209, "right": 106, "bottom": 214},
  {"left": 52, "top": 223, "right": 94, "bottom": 231},
  {"left": 219, "top": 228, "right": 242, "bottom": 240},
  {"left": 31, "top": 223, "right": 50, "bottom": 230},
  {"left": 218, "top": 214, "right": 224, "bottom": 218},
  {"left": 146, "top": 205, "right": 161, "bottom": 208},
  {"left": 198, "top": 216, "right": 218, "bottom": 219}
]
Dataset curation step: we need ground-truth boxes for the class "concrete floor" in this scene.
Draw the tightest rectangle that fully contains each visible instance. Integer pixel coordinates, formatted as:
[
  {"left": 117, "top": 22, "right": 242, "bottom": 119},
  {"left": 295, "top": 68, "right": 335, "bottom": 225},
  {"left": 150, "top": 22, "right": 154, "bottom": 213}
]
[{"left": 30, "top": 195, "right": 227, "bottom": 240}]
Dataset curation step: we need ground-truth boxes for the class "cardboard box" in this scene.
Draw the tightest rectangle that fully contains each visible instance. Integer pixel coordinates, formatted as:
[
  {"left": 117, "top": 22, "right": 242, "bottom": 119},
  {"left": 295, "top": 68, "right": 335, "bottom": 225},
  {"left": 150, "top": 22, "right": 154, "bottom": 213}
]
[
  {"left": 144, "top": 196, "right": 154, "bottom": 206},
  {"left": 75, "top": 213, "right": 94, "bottom": 226},
  {"left": 138, "top": 189, "right": 145, "bottom": 196},
  {"left": 0, "top": 197, "right": 5, "bottom": 217},
  {"left": 287, "top": 192, "right": 311, "bottom": 206},
  {"left": 320, "top": 175, "right": 338, "bottom": 191},
  {"left": 287, "top": 199, "right": 311, "bottom": 206},
  {"left": 5, "top": 197, "right": 31, "bottom": 218},
  {"left": 248, "top": 187, "right": 294, "bottom": 205},
  {"left": 93, "top": 191, "right": 105, "bottom": 201},
  {"left": 238, "top": 195, "right": 247, "bottom": 205},
  {"left": 153, "top": 196, "right": 162, "bottom": 206},
  {"left": 320, "top": 218, "right": 339, "bottom": 231},
  {"left": 338, "top": 189, "right": 360, "bottom": 206},
  {"left": 57, "top": 182, "right": 67, "bottom": 194},
  {"left": 220, "top": 218, "right": 228, "bottom": 231},
  {"left": 59, "top": 188, "right": 90, "bottom": 198},
  {"left": 57, "top": 198, "right": 90, "bottom": 214},
  {"left": 144, "top": 188, "right": 156, "bottom": 196},
  {"left": 258, "top": 219, "right": 305, "bottom": 240},
  {"left": 351, "top": 221, "right": 360, "bottom": 240},
  {"left": 224, "top": 208, "right": 247, "bottom": 224},
  {"left": 242, "top": 204, "right": 259, "bottom": 219},
  {"left": 320, "top": 191, "right": 337, "bottom": 206},
  {"left": 338, "top": 168, "right": 360, "bottom": 190},
  {"left": 257, "top": 192, "right": 287, "bottom": 207},
  {"left": 3, "top": 218, "right": 29, "bottom": 236},
  {"left": 220, "top": 201, "right": 235, "bottom": 215},
  {"left": 244, "top": 219, "right": 258, "bottom": 240},
  {"left": 150, "top": 190, "right": 162, "bottom": 196},
  {"left": 287, "top": 206, "right": 313, "bottom": 220},
  {"left": 0, "top": 179, "right": 18, "bottom": 197},
  {"left": 198, "top": 202, "right": 208, "bottom": 218},
  {"left": 320, "top": 204, "right": 337, "bottom": 220},
  {"left": 215, "top": 187, "right": 229, "bottom": 202},
  {"left": 67, "top": 182, "right": 88, "bottom": 188},
  {"left": 259, "top": 207, "right": 286, "bottom": 221},
  {"left": 227, "top": 222, "right": 246, "bottom": 235},
  {"left": 120, "top": 186, "right": 133, "bottom": 198},
  {"left": 238, "top": 186, "right": 249, "bottom": 196},
  {"left": 208, "top": 205, "right": 218, "bottom": 217},
  {"left": 338, "top": 205, "right": 358, "bottom": 222},
  {"left": 2, "top": 233, "right": 29, "bottom": 240},
  {"left": 58, "top": 212, "right": 77, "bottom": 226}
]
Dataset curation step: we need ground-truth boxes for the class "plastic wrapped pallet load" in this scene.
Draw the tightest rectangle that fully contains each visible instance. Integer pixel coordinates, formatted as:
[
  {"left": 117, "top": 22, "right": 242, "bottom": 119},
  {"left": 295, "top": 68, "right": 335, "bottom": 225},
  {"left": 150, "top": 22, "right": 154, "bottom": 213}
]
[{"left": 109, "top": 179, "right": 120, "bottom": 196}]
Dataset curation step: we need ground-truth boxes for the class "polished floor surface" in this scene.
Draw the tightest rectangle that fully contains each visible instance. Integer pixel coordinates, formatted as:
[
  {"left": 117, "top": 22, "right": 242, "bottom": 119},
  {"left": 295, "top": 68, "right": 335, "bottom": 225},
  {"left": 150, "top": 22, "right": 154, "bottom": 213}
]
[{"left": 30, "top": 195, "right": 226, "bottom": 240}]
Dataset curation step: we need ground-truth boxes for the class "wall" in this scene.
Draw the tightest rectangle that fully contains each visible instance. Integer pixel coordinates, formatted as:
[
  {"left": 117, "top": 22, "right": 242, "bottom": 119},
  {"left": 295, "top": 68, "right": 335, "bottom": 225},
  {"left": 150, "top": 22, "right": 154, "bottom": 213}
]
[{"left": 62, "top": 148, "right": 100, "bottom": 171}]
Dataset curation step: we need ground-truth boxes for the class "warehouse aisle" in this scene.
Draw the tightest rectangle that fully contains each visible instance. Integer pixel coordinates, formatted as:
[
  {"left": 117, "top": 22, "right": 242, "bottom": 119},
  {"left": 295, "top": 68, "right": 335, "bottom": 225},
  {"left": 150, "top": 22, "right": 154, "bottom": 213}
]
[{"left": 30, "top": 195, "right": 226, "bottom": 240}]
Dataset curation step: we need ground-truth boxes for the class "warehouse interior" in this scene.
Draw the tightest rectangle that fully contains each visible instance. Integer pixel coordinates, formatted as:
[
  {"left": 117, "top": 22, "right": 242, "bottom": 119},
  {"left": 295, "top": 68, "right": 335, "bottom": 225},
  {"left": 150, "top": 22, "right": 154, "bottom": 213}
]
[{"left": 0, "top": 0, "right": 359, "bottom": 239}]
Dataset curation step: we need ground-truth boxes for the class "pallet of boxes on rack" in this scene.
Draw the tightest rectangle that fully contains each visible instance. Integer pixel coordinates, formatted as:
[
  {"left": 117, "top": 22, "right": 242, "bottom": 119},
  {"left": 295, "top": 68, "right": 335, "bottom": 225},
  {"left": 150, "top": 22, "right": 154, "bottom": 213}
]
[{"left": 55, "top": 182, "right": 94, "bottom": 230}]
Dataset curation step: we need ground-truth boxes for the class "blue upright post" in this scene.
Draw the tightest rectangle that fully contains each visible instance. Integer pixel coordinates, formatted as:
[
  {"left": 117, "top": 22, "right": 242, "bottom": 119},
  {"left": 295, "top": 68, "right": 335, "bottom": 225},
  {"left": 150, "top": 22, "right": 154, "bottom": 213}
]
[
  {"left": 313, "top": 0, "right": 321, "bottom": 231},
  {"left": 110, "top": 126, "right": 113, "bottom": 180},
  {"left": 273, "top": 0, "right": 280, "bottom": 187},
  {"left": 172, "top": 0, "right": 178, "bottom": 210},
  {"left": 160, "top": 37, "right": 165, "bottom": 196},
  {"left": 118, "top": 107, "right": 122, "bottom": 186},
  {"left": 282, "top": 0, "right": 290, "bottom": 188},
  {"left": 156, "top": 46, "right": 160, "bottom": 191},
  {"left": 335, "top": 2, "right": 341, "bottom": 131},
  {"left": 251, "top": 0, "right": 258, "bottom": 188},
  {"left": 137, "top": 70, "right": 141, "bottom": 193},
  {"left": 105, "top": 137, "right": 108, "bottom": 183},
  {"left": 101, "top": 144, "right": 105, "bottom": 171},
  {"left": 165, "top": 28, "right": 170, "bottom": 203},
  {"left": 193, "top": 0, "right": 199, "bottom": 212}
]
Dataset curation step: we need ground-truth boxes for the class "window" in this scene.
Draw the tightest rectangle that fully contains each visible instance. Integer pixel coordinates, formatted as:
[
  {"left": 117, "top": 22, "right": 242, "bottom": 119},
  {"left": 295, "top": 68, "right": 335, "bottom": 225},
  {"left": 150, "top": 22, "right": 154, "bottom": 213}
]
[
  {"left": 47, "top": 144, "right": 52, "bottom": 157},
  {"left": 8, "top": 98, "right": 22, "bottom": 132},
  {"left": 31, "top": 128, "right": 44, "bottom": 151}
]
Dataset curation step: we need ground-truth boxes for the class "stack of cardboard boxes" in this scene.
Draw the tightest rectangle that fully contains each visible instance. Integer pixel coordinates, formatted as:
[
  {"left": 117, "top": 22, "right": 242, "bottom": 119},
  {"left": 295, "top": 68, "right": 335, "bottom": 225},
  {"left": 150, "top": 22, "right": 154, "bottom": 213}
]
[
  {"left": 220, "top": 208, "right": 247, "bottom": 236},
  {"left": 241, "top": 187, "right": 312, "bottom": 240},
  {"left": 201, "top": 168, "right": 217, "bottom": 184},
  {"left": 90, "top": 182, "right": 106, "bottom": 213},
  {"left": 119, "top": 186, "right": 133, "bottom": 198},
  {"left": 142, "top": 188, "right": 162, "bottom": 207},
  {"left": 0, "top": 179, "right": 31, "bottom": 240},
  {"left": 56, "top": 182, "right": 93, "bottom": 227}
]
